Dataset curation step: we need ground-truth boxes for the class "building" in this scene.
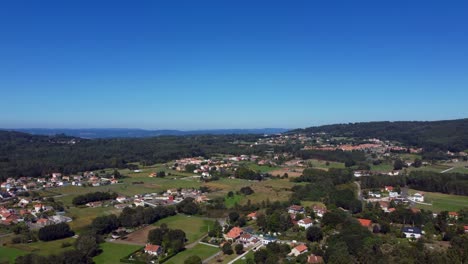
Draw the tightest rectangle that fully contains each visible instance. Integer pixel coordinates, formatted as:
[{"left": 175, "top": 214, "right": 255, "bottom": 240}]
[
  {"left": 357, "top": 218, "right": 372, "bottom": 228},
  {"left": 313, "top": 206, "right": 327, "bottom": 218},
  {"left": 224, "top": 227, "right": 243, "bottom": 241},
  {"left": 409, "top": 193, "right": 424, "bottom": 202},
  {"left": 288, "top": 205, "right": 305, "bottom": 215},
  {"left": 247, "top": 212, "right": 257, "bottom": 220},
  {"left": 307, "top": 254, "right": 324, "bottom": 264},
  {"left": 448, "top": 212, "right": 459, "bottom": 220},
  {"left": 144, "top": 244, "right": 162, "bottom": 256},
  {"left": 402, "top": 227, "right": 422, "bottom": 239},
  {"left": 290, "top": 244, "right": 308, "bottom": 257},
  {"left": 298, "top": 218, "right": 313, "bottom": 229}
]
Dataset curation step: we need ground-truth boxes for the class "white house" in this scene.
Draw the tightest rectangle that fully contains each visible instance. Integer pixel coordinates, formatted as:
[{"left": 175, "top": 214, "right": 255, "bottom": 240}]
[
  {"left": 144, "top": 244, "right": 162, "bottom": 256},
  {"left": 402, "top": 227, "right": 422, "bottom": 239},
  {"left": 298, "top": 218, "right": 313, "bottom": 229},
  {"left": 409, "top": 193, "right": 424, "bottom": 202}
]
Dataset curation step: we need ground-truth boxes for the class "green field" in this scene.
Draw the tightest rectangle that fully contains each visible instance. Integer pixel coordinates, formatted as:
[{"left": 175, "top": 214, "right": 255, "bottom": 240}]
[
  {"left": 225, "top": 194, "right": 243, "bottom": 208},
  {"left": 307, "top": 159, "right": 345, "bottom": 169},
  {"left": 6, "top": 237, "right": 76, "bottom": 256},
  {"left": 410, "top": 189, "right": 468, "bottom": 212},
  {"left": 245, "top": 163, "right": 279, "bottom": 173},
  {"left": 370, "top": 163, "right": 394, "bottom": 172},
  {"left": 164, "top": 243, "right": 220, "bottom": 264},
  {"left": 153, "top": 215, "right": 214, "bottom": 243},
  {"left": 0, "top": 246, "right": 28, "bottom": 263},
  {"left": 93, "top": 242, "right": 142, "bottom": 264},
  {"left": 67, "top": 206, "right": 120, "bottom": 233},
  {"left": 233, "top": 250, "right": 254, "bottom": 264}
]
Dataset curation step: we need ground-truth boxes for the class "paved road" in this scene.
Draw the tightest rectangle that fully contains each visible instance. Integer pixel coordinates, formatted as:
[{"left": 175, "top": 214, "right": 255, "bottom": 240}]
[
  {"left": 441, "top": 167, "right": 455, "bottom": 174},
  {"left": 354, "top": 181, "right": 362, "bottom": 201}
]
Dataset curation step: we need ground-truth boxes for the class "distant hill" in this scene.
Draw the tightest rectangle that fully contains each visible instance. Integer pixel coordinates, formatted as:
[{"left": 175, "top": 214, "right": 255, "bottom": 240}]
[
  {"left": 8, "top": 128, "right": 288, "bottom": 139},
  {"left": 293, "top": 118, "right": 468, "bottom": 152}
]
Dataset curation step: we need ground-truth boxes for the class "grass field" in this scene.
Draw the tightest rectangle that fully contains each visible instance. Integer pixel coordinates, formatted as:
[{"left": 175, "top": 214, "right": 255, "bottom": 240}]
[
  {"left": 233, "top": 250, "right": 254, "bottom": 264},
  {"left": 7, "top": 237, "right": 76, "bottom": 256},
  {"left": 225, "top": 194, "right": 243, "bottom": 208},
  {"left": 370, "top": 163, "right": 394, "bottom": 172},
  {"left": 153, "top": 215, "right": 214, "bottom": 244},
  {"left": 67, "top": 206, "right": 120, "bottom": 233},
  {"left": 93, "top": 242, "right": 142, "bottom": 264},
  {"left": 245, "top": 163, "right": 279, "bottom": 173},
  {"left": 0, "top": 246, "right": 28, "bottom": 263},
  {"left": 164, "top": 243, "right": 220, "bottom": 264},
  {"left": 307, "top": 159, "right": 345, "bottom": 169},
  {"left": 410, "top": 189, "right": 468, "bottom": 212}
]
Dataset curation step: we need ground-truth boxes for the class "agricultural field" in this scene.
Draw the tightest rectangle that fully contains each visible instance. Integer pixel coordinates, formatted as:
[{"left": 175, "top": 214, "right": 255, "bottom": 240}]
[
  {"left": 269, "top": 167, "right": 303, "bottom": 177},
  {"left": 164, "top": 243, "right": 220, "bottom": 264},
  {"left": 233, "top": 250, "right": 254, "bottom": 264},
  {"left": 370, "top": 162, "right": 394, "bottom": 172},
  {"left": 93, "top": 242, "right": 142, "bottom": 264},
  {"left": 153, "top": 214, "right": 214, "bottom": 244},
  {"left": 410, "top": 189, "right": 468, "bottom": 212},
  {"left": 0, "top": 246, "right": 28, "bottom": 263},
  {"left": 67, "top": 206, "right": 120, "bottom": 233},
  {"left": 245, "top": 163, "right": 279, "bottom": 173}
]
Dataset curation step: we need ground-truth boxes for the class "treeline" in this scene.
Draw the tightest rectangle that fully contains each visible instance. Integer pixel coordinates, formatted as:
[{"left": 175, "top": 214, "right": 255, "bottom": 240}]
[
  {"left": 294, "top": 118, "right": 468, "bottom": 152},
  {"left": 360, "top": 171, "right": 468, "bottom": 195},
  {"left": 72, "top": 192, "right": 118, "bottom": 206},
  {"left": 0, "top": 130, "right": 266, "bottom": 180},
  {"left": 92, "top": 206, "right": 177, "bottom": 234},
  {"left": 297, "top": 150, "right": 366, "bottom": 163},
  {"left": 38, "top": 223, "right": 74, "bottom": 241},
  {"left": 292, "top": 168, "right": 353, "bottom": 185}
]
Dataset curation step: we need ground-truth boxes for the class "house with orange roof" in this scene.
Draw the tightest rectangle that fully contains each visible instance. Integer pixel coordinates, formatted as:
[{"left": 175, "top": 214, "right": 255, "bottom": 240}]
[
  {"left": 448, "top": 212, "right": 459, "bottom": 220},
  {"left": 357, "top": 218, "right": 372, "bottom": 228},
  {"left": 247, "top": 212, "right": 257, "bottom": 220},
  {"left": 298, "top": 218, "right": 313, "bottom": 229},
  {"left": 290, "top": 244, "right": 308, "bottom": 257},
  {"left": 224, "top": 226, "right": 243, "bottom": 241},
  {"left": 144, "top": 244, "right": 163, "bottom": 256}
]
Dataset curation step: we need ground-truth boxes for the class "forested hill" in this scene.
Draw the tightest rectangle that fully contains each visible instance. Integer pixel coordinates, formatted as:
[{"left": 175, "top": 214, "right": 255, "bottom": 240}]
[
  {"left": 293, "top": 118, "right": 468, "bottom": 152},
  {"left": 0, "top": 130, "right": 263, "bottom": 179}
]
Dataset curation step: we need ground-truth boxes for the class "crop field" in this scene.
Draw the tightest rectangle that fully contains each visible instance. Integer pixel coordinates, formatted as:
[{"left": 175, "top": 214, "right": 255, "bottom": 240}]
[
  {"left": 164, "top": 243, "right": 220, "bottom": 264},
  {"left": 306, "top": 159, "right": 345, "bottom": 169},
  {"left": 93, "top": 242, "right": 142, "bottom": 264},
  {"left": 269, "top": 168, "right": 303, "bottom": 177}
]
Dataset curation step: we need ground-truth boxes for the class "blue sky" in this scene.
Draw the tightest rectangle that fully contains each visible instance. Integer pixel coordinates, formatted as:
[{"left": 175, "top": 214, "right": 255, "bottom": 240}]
[{"left": 1, "top": 0, "right": 467, "bottom": 129}]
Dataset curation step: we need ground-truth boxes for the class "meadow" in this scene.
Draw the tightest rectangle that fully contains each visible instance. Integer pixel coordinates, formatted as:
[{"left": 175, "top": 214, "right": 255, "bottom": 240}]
[
  {"left": 0, "top": 246, "right": 28, "bottom": 263},
  {"left": 410, "top": 189, "right": 468, "bottom": 212},
  {"left": 93, "top": 242, "right": 142, "bottom": 264},
  {"left": 164, "top": 243, "right": 220, "bottom": 264}
]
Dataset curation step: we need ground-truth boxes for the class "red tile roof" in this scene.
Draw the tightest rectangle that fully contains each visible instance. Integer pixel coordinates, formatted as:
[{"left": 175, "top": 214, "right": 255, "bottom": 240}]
[
  {"left": 357, "top": 218, "right": 372, "bottom": 227},
  {"left": 294, "top": 244, "right": 308, "bottom": 253},
  {"left": 226, "top": 227, "right": 243, "bottom": 239},
  {"left": 299, "top": 218, "right": 313, "bottom": 224},
  {"left": 145, "top": 244, "right": 161, "bottom": 253}
]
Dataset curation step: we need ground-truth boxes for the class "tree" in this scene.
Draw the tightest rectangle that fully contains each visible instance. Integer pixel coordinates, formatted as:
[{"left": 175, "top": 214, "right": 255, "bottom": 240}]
[
  {"left": 184, "top": 255, "right": 202, "bottom": 264},
  {"left": 228, "top": 212, "right": 240, "bottom": 224},
  {"left": 75, "top": 233, "right": 99, "bottom": 258},
  {"left": 393, "top": 159, "right": 404, "bottom": 170},
  {"left": 239, "top": 186, "right": 254, "bottom": 195},
  {"left": 222, "top": 242, "right": 233, "bottom": 255},
  {"left": 306, "top": 226, "right": 323, "bottom": 242},
  {"left": 235, "top": 244, "right": 244, "bottom": 255},
  {"left": 413, "top": 158, "right": 422, "bottom": 168}
]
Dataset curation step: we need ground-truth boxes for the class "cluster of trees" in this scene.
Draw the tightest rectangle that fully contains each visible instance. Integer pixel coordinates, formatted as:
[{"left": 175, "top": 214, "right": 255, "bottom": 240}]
[
  {"left": 147, "top": 224, "right": 186, "bottom": 255},
  {"left": 0, "top": 131, "right": 266, "bottom": 180},
  {"left": 38, "top": 223, "right": 74, "bottom": 241},
  {"left": 235, "top": 166, "right": 268, "bottom": 181},
  {"left": 295, "top": 118, "right": 468, "bottom": 152},
  {"left": 360, "top": 171, "right": 468, "bottom": 195},
  {"left": 297, "top": 149, "right": 366, "bottom": 164},
  {"left": 291, "top": 168, "right": 362, "bottom": 213},
  {"left": 72, "top": 191, "right": 118, "bottom": 206},
  {"left": 320, "top": 210, "right": 468, "bottom": 263},
  {"left": 253, "top": 242, "right": 291, "bottom": 264},
  {"left": 256, "top": 202, "right": 293, "bottom": 232},
  {"left": 239, "top": 186, "right": 254, "bottom": 195},
  {"left": 176, "top": 198, "right": 200, "bottom": 215}
]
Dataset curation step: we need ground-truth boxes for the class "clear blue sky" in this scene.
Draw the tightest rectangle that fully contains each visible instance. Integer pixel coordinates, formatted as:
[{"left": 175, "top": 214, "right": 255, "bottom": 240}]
[{"left": 1, "top": 0, "right": 467, "bottom": 130}]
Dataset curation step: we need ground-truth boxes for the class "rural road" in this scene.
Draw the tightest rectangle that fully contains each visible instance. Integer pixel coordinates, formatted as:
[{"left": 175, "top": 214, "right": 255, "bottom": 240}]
[
  {"left": 354, "top": 181, "right": 362, "bottom": 201},
  {"left": 441, "top": 167, "right": 455, "bottom": 173}
]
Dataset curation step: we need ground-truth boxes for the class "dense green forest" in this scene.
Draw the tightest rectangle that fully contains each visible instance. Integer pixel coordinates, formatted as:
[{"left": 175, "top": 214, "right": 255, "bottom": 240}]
[
  {"left": 294, "top": 118, "right": 468, "bottom": 151},
  {"left": 0, "top": 130, "right": 264, "bottom": 179}
]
